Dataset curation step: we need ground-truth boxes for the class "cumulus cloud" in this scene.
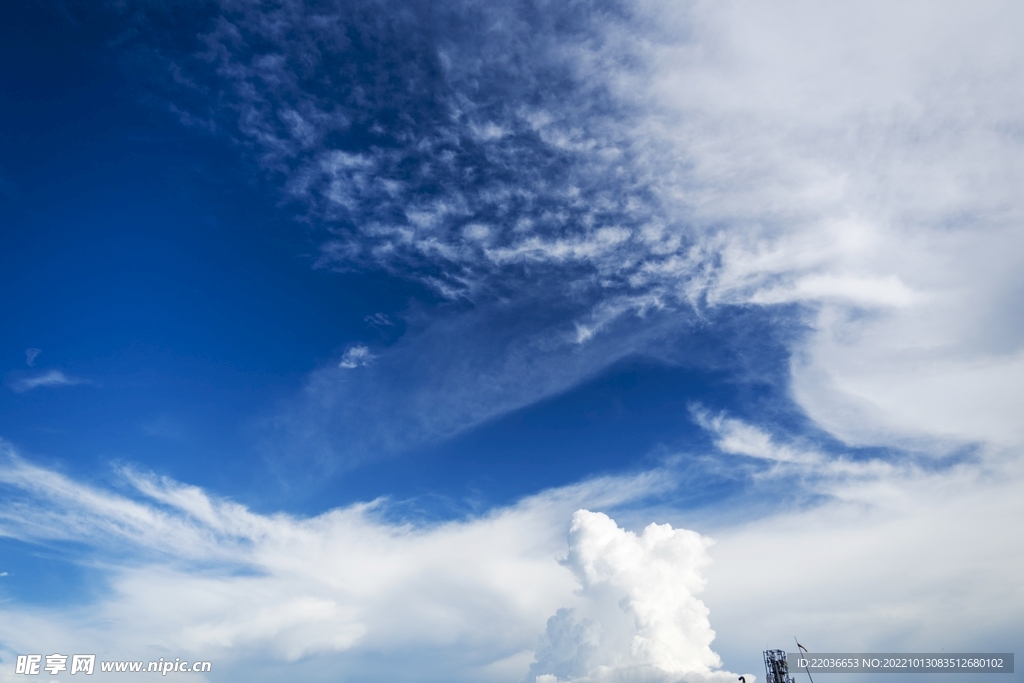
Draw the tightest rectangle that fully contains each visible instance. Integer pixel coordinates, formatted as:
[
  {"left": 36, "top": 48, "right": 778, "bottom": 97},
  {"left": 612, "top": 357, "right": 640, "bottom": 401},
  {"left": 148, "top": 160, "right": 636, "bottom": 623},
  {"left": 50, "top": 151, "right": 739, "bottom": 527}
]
[
  {"left": 529, "top": 510, "right": 748, "bottom": 683},
  {"left": 8, "top": 369, "right": 90, "bottom": 393}
]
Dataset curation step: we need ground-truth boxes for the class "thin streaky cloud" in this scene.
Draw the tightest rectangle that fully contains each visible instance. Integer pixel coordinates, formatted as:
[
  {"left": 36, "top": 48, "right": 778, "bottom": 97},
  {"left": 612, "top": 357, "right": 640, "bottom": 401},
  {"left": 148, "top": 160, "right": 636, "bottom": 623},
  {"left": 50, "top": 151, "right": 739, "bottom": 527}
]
[{"left": 8, "top": 369, "right": 91, "bottom": 393}]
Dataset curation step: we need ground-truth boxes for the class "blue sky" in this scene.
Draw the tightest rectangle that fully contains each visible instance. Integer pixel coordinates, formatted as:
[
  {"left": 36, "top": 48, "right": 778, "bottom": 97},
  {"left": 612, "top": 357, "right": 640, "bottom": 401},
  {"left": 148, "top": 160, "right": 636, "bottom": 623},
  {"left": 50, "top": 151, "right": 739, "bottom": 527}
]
[{"left": 2, "top": 2, "right": 1024, "bottom": 683}]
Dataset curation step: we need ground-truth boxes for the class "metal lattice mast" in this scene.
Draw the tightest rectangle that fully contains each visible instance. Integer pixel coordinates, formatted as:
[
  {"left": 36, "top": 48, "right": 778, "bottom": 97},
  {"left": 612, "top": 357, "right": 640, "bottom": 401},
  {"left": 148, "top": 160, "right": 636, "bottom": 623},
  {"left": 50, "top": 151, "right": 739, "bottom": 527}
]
[{"left": 764, "top": 649, "right": 795, "bottom": 683}]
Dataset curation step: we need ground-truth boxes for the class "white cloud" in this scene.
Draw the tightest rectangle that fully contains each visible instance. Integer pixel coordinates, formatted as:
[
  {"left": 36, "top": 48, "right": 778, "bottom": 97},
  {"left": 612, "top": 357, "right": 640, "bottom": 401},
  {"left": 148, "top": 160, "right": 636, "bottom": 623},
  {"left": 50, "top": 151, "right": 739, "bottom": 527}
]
[
  {"left": 364, "top": 313, "right": 394, "bottom": 328},
  {"left": 169, "top": 0, "right": 1024, "bottom": 454},
  {"left": 24, "top": 348, "right": 41, "bottom": 367},
  {"left": 578, "top": 0, "right": 1024, "bottom": 449},
  {"left": 4, "top": 423, "right": 1023, "bottom": 682},
  {"left": 0, "top": 443, "right": 694, "bottom": 683},
  {"left": 269, "top": 299, "right": 695, "bottom": 466},
  {"left": 624, "top": 412, "right": 1024, "bottom": 677},
  {"left": 0, "top": 6, "right": 1016, "bottom": 683},
  {"left": 692, "top": 408, "right": 819, "bottom": 467},
  {"left": 338, "top": 345, "right": 375, "bottom": 369},
  {"left": 701, "top": 446, "right": 1024, "bottom": 668},
  {"left": 485, "top": 228, "right": 632, "bottom": 265},
  {"left": 8, "top": 370, "right": 90, "bottom": 393},
  {"left": 529, "top": 510, "right": 749, "bottom": 683}
]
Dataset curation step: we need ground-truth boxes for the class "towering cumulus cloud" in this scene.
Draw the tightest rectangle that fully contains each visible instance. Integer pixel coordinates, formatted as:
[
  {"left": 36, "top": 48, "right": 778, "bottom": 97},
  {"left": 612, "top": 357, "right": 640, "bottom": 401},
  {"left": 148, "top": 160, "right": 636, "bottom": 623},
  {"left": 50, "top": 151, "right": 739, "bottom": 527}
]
[{"left": 530, "top": 511, "right": 744, "bottom": 683}]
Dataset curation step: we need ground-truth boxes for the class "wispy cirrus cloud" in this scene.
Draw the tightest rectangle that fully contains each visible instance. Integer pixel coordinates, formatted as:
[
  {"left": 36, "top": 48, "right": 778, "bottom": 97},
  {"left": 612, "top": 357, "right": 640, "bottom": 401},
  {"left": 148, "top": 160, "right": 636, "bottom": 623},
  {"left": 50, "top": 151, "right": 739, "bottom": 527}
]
[
  {"left": 133, "top": 0, "right": 1024, "bottom": 458},
  {"left": 8, "top": 369, "right": 92, "bottom": 393}
]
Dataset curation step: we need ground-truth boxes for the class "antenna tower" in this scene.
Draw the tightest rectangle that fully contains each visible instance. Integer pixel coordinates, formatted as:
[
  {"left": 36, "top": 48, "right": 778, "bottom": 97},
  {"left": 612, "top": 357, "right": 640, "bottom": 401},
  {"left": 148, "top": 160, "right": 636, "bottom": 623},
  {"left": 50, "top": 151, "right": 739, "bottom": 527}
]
[{"left": 763, "top": 649, "right": 795, "bottom": 683}]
